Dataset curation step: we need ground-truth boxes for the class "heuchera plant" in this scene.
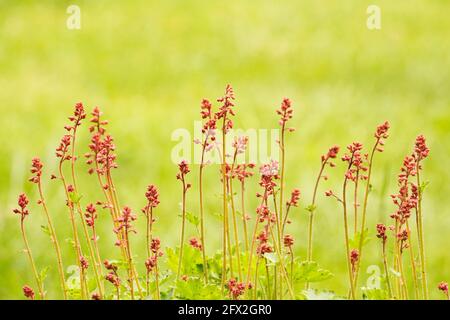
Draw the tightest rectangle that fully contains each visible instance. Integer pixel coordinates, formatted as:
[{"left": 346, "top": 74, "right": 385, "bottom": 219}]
[{"left": 14, "top": 87, "right": 446, "bottom": 300}]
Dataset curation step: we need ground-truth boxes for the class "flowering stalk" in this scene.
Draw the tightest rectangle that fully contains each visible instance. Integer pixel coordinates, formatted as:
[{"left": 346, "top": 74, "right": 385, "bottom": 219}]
[
  {"left": 176, "top": 160, "right": 191, "bottom": 280},
  {"left": 275, "top": 98, "right": 294, "bottom": 298},
  {"left": 84, "top": 203, "right": 104, "bottom": 292},
  {"left": 390, "top": 155, "right": 418, "bottom": 299},
  {"left": 246, "top": 161, "right": 277, "bottom": 292},
  {"left": 215, "top": 85, "right": 235, "bottom": 289},
  {"left": 197, "top": 98, "right": 217, "bottom": 283},
  {"left": 65, "top": 103, "right": 104, "bottom": 297},
  {"left": 56, "top": 134, "right": 87, "bottom": 298},
  {"left": 142, "top": 184, "right": 160, "bottom": 295},
  {"left": 405, "top": 220, "right": 420, "bottom": 299},
  {"left": 86, "top": 108, "right": 143, "bottom": 297},
  {"left": 228, "top": 136, "right": 249, "bottom": 280},
  {"left": 340, "top": 142, "right": 364, "bottom": 299},
  {"left": 352, "top": 122, "right": 389, "bottom": 293},
  {"left": 376, "top": 224, "right": 392, "bottom": 298},
  {"left": 276, "top": 98, "right": 293, "bottom": 245},
  {"left": 104, "top": 260, "right": 121, "bottom": 299},
  {"left": 145, "top": 238, "right": 163, "bottom": 300},
  {"left": 114, "top": 206, "right": 138, "bottom": 299},
  {"left": 413, "top": 135, "right": 429, "bottom": 299},
  {"left": 29, "top": 158, "right": 67, "bottom": 299},
  {"left": 236, "top": 164, "right": 254, "bottom": 254},
  {"left": 306, "top": 146, "right": 339, "bottom": 267},
  {"left": 14, "top": 194, "right": 45, "bottom": 299}
]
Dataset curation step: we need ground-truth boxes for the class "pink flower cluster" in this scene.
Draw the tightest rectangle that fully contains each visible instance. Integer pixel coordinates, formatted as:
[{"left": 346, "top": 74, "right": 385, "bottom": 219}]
[
  {"left": 84, "top": 203, "right": 97, "bottom": 227},
  {"left": 342, "top": 142, "right": 368, "bottom": 181},
  {"left": 215, "top": 85, "right": 235, "bottom": 133},
  {"left": 145, "top": 238, "right": 163, "bottom": 273},
  {"left": 227, "top": 278, "right": 246, "bottom": 300},
  {"left": 276, "top": 98, "right": 294, "bottom": 129},
  {"left": 189, "top": 237, "right": 203, "bottom": 251},
  {"left": 13, "top": 193, "right": 30, "bottom": 219},
  {"left": 29, "top": 157, "right": 44, "bottom": 184}
]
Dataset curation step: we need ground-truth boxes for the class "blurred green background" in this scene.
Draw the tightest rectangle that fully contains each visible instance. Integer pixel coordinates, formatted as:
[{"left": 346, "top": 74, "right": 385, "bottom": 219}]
[{"left": 0, "top": 0, "right": 449, "bottom": 299}]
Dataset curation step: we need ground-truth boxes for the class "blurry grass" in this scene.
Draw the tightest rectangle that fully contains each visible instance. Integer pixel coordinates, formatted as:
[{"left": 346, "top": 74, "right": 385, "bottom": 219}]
[{"left": 0, "top": 0, "right": 449, "bottom": 299}]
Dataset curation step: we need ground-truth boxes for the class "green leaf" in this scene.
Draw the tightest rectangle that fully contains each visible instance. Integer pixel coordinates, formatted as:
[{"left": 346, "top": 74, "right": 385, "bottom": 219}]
[
  {"left": 349, "top": 229, "right": 371, "bottom": 249},
  {"left": 40, "top": 266, "right": 50, "bottom": 282},
  {"left": 305, "top": 204, "right": 316, "bottom": 213},
  {"left": 292, "top": 261, "right": 334, "bottom": 283},
  {"left": 165, "top": 245, "right": 203, "bottom": 276},
  {"left": 69, "top": 191, "right": 82, "bottom": 204},
  {"left": 420, "top": 181, "right": 430, "bottom": 193},
  {"left": 185, "top": 212, "right": 200, "bottom": 227},
  {"left": 40, "top": 225, "right": 51, "bottom": 236},
  {"left": 175, "top": 278, "right": 222, "bottom": 299},
  {"left": 361, "top": 287, "right": 388, "bottom": 300}
]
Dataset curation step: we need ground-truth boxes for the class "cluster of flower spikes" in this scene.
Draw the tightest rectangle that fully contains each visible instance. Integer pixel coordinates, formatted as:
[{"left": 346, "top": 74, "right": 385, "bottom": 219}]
[
  {"left": 142, "top": 184, "right": 160, "bottom": 214},
  {"left": 13, "top": 193, "right": 30, "bottom": 220},
  {"left": 276, "top": 98, "right": 295, "bottom": 132},
  {"left": 376, "top": 223, "right": 387, "bottom": 243},
  {"left": 80, "top": 256, "right": 89, "bottom": 270},
  {"left": 176, "top": 160, "right": 191, "bottom": 184},
  {"left": 227, "top": 278, "right": 246, "bottom": 300},
  {"left": 56, "top": 102, "right": 86, "bottom": 163},
  {"left": 22, "top": 285, "right": 35, "bottom": 300},
  {"left": 234, "top": 163, "right": 255, "bottom": 183},
  {"left": 256, "top": 225, "right": 273, "bottom": 257},
  {"left": 286, "top": 188, "right": 301, "bottom": 208},
  {"left": 84, "top": 203, "right": 98, "bottom": 227},
  {"left": 232, "top": 136, "right": 248, "bottom": 156},
  {"left": 257, "top": 160, "right": 279, "bottom": 197},
  {"left": 85, "top": 107, "right": 117, "bottom": 178},
  {"left": 55, "top": 134, "right": 72, "bottom": 161},
  {"left": 189, "top": 237, "right": 203, "bottom": 251},
  {"left": 342, "top": 142, "right": 368, "bottom": 182},
  {"left": 350, "top": 249, "right": 359, "bottom": 273},
  {"left": 145, "top": 238, "right": 163, "bottom": 273},
  {"left": 29, "top": 157, "right": 43, "bottom": 184},
  {"left": 114, "top": 206, "right": 137, "bottom": 247},
  {"left": 104, "top": 260, "right": 120, "bottom": 288},
  {"left": 374, "top": 121, "right": 390, "bottom": 152},
  {"left": 215, "top": 84, "right": 235, "bottom": 133},
  {"left": 438, "top": 282, "right": 449, "bottom": 296},
  {"left": 390, "top": 155, "right": 418, "bottom": 249},
  {"left": 200, "top": 99, "right": 217, "bottom": 149},
  {"left": 283, "top": 234, "right": 294, "bottom": 248},
  {"left": 321, "top": 145, "right": 340, "bottom": 167}
]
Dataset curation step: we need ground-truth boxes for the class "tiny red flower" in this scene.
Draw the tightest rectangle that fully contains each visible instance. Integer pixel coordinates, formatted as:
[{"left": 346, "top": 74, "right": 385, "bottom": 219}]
[
  {"left": 22, "top": 285, "right": 35, "bottom": 300},
  {"left": 189, "top": 237, "right": 202, "bottom": 251},
  {"left": 80, "top": 256, "right": 89, "bottom": 270},
  {"left": 284, "top": 234, "right": 294, "bottom": 248},
  {"left": 29, "top": 157, "right": 44, "bottom": 184},
  {"left": 287, "top": 189, "right": 301, "bottom": 207},
  {"left": 438, "top": 281, "right": 449, "bottom": 298},
  {"left": 13, "top": 193, "right": 30, "bottom": 219}
]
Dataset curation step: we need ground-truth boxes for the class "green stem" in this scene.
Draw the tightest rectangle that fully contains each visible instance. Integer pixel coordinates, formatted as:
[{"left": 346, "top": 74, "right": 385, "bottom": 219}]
[
  {"left": 37, "top": 183, "right": 67, "bottom": 299},
  {"left": 21, "top": 218, "right": 45, "bottom": 299},
  {"left": 416, "top": 168, "right": 428, "bottom": 299}
]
